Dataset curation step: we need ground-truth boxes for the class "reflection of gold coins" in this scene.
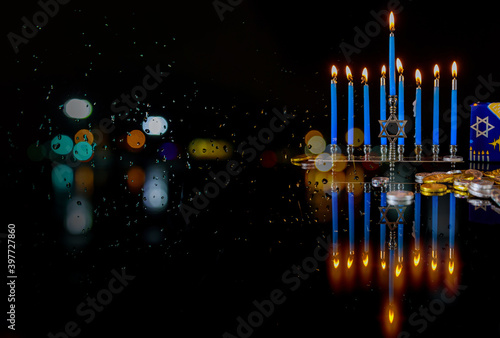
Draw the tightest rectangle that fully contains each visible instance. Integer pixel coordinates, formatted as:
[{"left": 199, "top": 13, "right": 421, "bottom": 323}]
[
  {"left": 423, "top": 174, "right": 453, "bottom": 184},
  {"left": 453, "top": 179, "right": 469, "bottom": 192},
  {"left": 454, "top": 190, "right": 469, "bottom": 198},
  {"left": 421, "top": 183, "right": 447, "bottom": 193},
  {"left": 421, "top": 190, "right": 449, "bottom": 197}
]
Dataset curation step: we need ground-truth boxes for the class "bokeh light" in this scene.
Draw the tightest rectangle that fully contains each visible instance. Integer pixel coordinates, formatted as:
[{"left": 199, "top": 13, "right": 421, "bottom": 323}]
[
  {"left": 305, "top": 130, "right": 324, "bottom": 144},
  {"left": 189, "top": 138, "right": 232, "bottom": 160},
  {"left": 52, "top": 164, "right": 74, "bottom": 191},
  {"left": 158, "top": 142, "right": 179, "bottom": 160},
  {"left": 63, "top": 98, "right": 93, "bottom": 119},
  {"left": 142, "top": 116, "right": 168, "bottom": 136},
  {"left": 143, "top": 166, "right": 168, "bottom": 212},
  {"left": 73, "top": 141, "right": 93, "bottom": 162},
  {"left": 127, "top": 166, "right": 146, "bottom": 193},
  {"left": 345, "top": 127, "right": 364, "bottom": 147},
  {"left": 65, "top": 197, "right": 93, "bottom": 235},
  {"left": 307, "top": 135, "right": 326, "bottom": 154},
  {"left": 74, "top": 129, "right": 94, "bottom": 144},
  {"left": 315, "top": 153, "right": 333, "bottom": 172},
  {"left": 127, "top": 130, "right": 146, "bottom": 150},
  {"left": 74, "top": 166, "right": 94, "bottom": 194},
  {"left": 51, "top": 134, "right": 73, "bottom": 155},
  {"left": 260, "top": 150, "right": 277, "bottom": 168}
]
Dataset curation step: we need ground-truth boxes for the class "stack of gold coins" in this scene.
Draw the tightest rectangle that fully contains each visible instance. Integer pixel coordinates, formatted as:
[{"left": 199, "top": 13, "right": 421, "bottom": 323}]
[
  {"left": 453, "top": 179, "right": 470, "bottom": 192},
  {"left": 420, "top": 183, "right": 448, "bottom": 196},
  {"left": 423, "top": 173, "right": 454, "bottom": 184}
]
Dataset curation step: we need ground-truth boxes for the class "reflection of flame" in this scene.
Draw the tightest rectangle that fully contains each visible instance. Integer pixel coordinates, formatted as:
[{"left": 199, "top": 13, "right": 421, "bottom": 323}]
[
  {"left": 448, "top": 260, "right": 455, "bottom": 274},
  {"left": 388, "top": 307, "right": 395, "bottom": 324},
  {"left": 431, "top": 258, "right": 438, "bottom": 271},
  {"left": 363, "top": 252, "right": 369, "bottom": 267},
  {"left": 333, "top": 256, "right": 340, "bottom": 269},
  {"left": 347, "top": 255, "right": 354, "bottom": 269},
  {"left": 395, "top": 263, "right": 402, "bottom": 277},
  {"left": 413, "top": 251, "right": 420, "bottom": 267},
  {"left": 381, "top": 259, "right": 386, "bottom": 270}
]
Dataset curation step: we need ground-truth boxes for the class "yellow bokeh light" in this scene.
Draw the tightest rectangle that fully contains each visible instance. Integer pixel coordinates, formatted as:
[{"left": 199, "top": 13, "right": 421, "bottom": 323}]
[
  {"left": 308, "top": 135, "right": 326, "bottom": 154},
  {"left": 345, "top": 128, "right": 364, "bottom": 147}
]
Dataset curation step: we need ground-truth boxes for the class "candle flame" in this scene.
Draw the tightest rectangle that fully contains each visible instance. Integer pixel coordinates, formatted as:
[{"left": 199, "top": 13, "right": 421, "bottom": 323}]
[
  {"left": 431, "top": 258, "right": 438, "bottom": 271},
  {"left": 434, "top": 64, "right": 440, "bottom": 79},
  {"left": 381, "top": 65, "right": 386, "bottom": 77},
  {"left": 452, "top": 61, "right": 457, "bottom": 78},
  {"left": 346, "top": 66, "right": 353, "bottom": 82},
  {"left": 415, "top": 69, "right": 422, "bottom": 86},
  {"left": 396, "top": 58, "right": 403, "bottom": 74},
  {"left": 388, "top": 307, "right": 395, "bottom": 324},
  {"left": 381, "top": 259, "right": 386, "bottom": 270},
  {"left": 449, "top": 260, "right": 455, "bottom": 274},
  {"left": 362, "top": 67, "right": 368, "bottom": 84},
  {"left": 389, "top": 12, "right": 395, "bottom": 31},
  {"left": 362, "top": 252, "right": 369, "bottom": 267},
  {"left": 331, "top": 65, "right": 337, "bottom": 79},
  {"left": 414, "top": 251, "right": 421, "bottom": 266}
]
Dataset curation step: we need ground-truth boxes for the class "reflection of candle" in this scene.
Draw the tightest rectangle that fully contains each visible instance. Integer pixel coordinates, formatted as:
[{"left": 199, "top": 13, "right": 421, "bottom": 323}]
[
  {"left": 331, "top": 66, "right": 338, "bottom": 146},
  {"left": 449, "top": 193, "right": 456, "bottom": 274},
  {"left": 389, "top": 248, "right": 395, "bottom": 303},
  {"left": 389, "top": 12, "right": 396, "bottom": 96},
  {"left": 451, "top": 62, "right": 458, "bottom": 146},
  {"left": 397, "top": 222, "right": 404, "bottom": 276},
  {"left": 415, "top": 70, "right": 422, "bottom": 146},
  {"left": 380, "top": 66, "right": 387, "bottom": 146},
  {"left": 347, "top": 66, "right": 354, "bottom": 145},
  {"left": 432, "top": 195, "right": 438, "bottom": 271},
  {"left": 380, "top": 191, "right": 387, "bottom": 269},
  {"left": 363, "top": 68, "right": 370, "bottom": 146},
  {"left": 349, "top": 188, "right": 355, "bottom": 266},
  {"left": 364, "top": 186, "right": 371, "bottom": 267},
  {"left": 414, "top": 191, "right": 421, "bottom": 266},
  {"left": 397, "top": 59, "right": 404, "bottom": 145},
  {"left": 332, "top": 189, "right": 339, "bottom": 268},
  {"left": 433, "top": 65, "right": 440, "bottom": 145}
]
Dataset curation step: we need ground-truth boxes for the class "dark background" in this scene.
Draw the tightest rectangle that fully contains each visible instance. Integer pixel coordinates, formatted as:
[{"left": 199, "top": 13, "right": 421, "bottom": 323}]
[{"left": 2, "top": 0, "right": 500, "bottom": 337}]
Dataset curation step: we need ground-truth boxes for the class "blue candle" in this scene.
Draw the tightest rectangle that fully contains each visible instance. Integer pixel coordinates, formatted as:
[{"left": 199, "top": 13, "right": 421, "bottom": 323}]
[
  {"left": 380, "top": 66, "right": 387, "bottom": 146},
  {"left": 415, "top": 70, "right": 422, "bottom": 146},
  {"left": 331, "top": 66, "right": 338, "bottom": 146},
  {"left": 414, "top": 191, "right": 421, "bottom": 250},
  {"left": 432, "top": 195, "right": 438, "bottom": 271},
  {"left": 363, "top": 68, "right": 370, "bottom": 146},
  {"left": 380, "top": 191, "right": 387, "bottom": 269},
  {"left": 451, "top": 62, "right": 458, "bottom": 146},
  {"left": 449, "top": 193, "right": 455, "bottom": 249},
  {"left": 347, "top": 66, "right": 354, "bottom": 145},
  {"left": 389, "top": 249, "right": 395, "bottom": 303},
  {"left": 397, "top": 59, "right": 404, "bottom": 145},
  {"left": 349, "top": 190, "right": 355, "bottom": 253},
  {"left": 389, "top": 12, "right": 396, "bottom": 96},
  {"left": 433, "top": 65, "right": 440, "bottom": 145}
]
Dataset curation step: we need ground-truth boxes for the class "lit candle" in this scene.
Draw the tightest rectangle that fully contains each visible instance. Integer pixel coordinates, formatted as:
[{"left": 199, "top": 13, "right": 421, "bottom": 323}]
[
  {"left": 397, "top": 59, "right": 404, "bottom": 146},
  {"left": 347, "top": 66, "right": 354, "bottom": 146},
  {"left": 363, "top": 68, "right": 370, "bottom": 146},
  {"left": 331, "top": 66, "right": 338, "bottom": 146},
  {"left": 433, "top": 65, "right": 440, "bottom": 145},
  {"left": 380, "top": 66, "right": 387, "bottom": 146},
  {"left": 389, "top": 12, "right": 396, "bottom": 96},
  {"left": 415, "top": 70, "right": 422, "bottom": 146},
  {"left": 451, "top": 61, "right": 458, "bottom": 147}
]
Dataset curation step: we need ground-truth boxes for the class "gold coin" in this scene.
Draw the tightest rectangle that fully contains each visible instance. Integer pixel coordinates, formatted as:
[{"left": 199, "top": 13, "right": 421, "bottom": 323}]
[
  {"left": 423, "top": 174, "right": 454, "bottom": 184},
  {"left": 421, "top": 190, "right": 449, "bottom": 197},
  {"left": 455, "top": 173, "right": 474, "bottom": 181},
  {"left": 421, "top": 183, "right": 447, "bottom": 193},
  {"left": 465, "top": 169, "right": 483, "bottom": 179},
  {"left": 454, "top": 184, "right": 468, "bottom": 192}
]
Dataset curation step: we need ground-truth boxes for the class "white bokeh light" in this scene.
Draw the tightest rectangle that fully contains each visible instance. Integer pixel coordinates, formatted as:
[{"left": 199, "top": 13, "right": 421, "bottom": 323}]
[
  {"left": 63, "top": 99, "right": 93, "bottom": 119},
  {"left": 142, "top": 116, "right": 168, "bottom": 136}
]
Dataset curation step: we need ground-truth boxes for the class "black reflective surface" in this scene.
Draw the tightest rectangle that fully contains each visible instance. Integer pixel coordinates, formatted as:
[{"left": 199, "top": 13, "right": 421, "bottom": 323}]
[{"left": 3, "top": 0, "right": 500, "bottom": 337}]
